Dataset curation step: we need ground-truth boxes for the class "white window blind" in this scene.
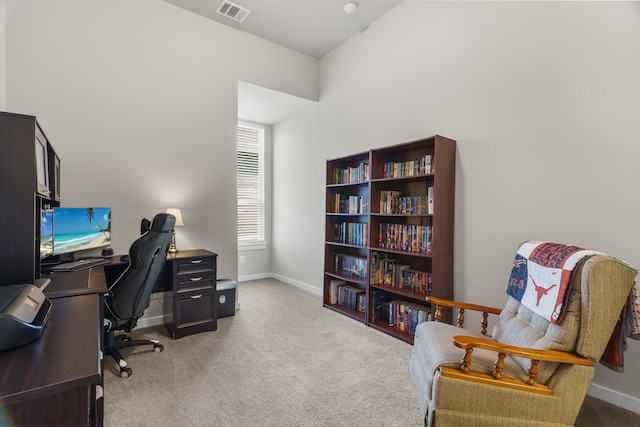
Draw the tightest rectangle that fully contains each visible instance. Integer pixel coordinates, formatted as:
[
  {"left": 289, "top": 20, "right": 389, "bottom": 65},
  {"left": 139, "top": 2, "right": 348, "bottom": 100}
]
[{"left": 237, "top": 122, "right": 265, "bottom": 246}]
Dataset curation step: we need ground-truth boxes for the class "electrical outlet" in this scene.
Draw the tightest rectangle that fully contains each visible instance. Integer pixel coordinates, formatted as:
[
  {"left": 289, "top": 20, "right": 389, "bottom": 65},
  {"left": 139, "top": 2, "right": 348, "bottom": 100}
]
[{"left": 240, "top": 255, "right": 246, "bottom": 264}]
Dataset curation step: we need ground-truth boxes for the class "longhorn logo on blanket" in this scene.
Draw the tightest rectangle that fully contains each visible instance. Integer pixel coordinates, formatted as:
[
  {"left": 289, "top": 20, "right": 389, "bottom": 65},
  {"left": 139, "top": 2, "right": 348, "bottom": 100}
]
[{"left": 507, "top": 241, "right": 601, "bottom": 324}]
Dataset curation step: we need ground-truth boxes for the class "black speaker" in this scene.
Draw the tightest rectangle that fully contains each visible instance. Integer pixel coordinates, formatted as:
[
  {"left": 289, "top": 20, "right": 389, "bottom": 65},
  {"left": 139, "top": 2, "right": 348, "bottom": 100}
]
[{"left": 102, "top": 247, "right": 114, "bottom": 256}]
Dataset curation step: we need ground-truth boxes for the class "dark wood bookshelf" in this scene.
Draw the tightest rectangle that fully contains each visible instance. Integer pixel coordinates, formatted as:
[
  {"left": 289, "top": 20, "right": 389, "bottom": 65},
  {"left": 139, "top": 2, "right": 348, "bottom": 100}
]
[{"left": 323, "top": 135, "right": 456, "bottom": 343}]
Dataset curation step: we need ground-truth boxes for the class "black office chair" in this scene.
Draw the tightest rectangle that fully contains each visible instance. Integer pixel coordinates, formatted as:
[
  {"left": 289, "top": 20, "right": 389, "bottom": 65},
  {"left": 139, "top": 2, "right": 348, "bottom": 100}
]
[{"left": 104, "top": 212, "right": 175, "bottom": 378}]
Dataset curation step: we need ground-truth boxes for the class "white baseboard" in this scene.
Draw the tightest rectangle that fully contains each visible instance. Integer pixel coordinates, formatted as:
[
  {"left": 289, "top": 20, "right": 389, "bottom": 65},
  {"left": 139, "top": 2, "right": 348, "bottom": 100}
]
[
  {"left": 247, "top": 272, "right": 322, "bottom": 296},
  {"left": 238, "top": 272, "right": 272, "bottom": 282},
  {"left": 136, "top": 315, "right": 165, "bottom": 329},
  {"left": 588, "top": 383, "right": 640, "bottom": 414},
  {"left": 238, "top": 272, "right": 322, "bottom": 295}
]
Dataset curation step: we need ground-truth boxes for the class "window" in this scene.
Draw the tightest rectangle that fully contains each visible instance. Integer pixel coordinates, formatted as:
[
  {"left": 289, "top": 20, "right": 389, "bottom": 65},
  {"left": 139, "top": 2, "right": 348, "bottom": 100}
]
[{"left": 237, "top": 122, "right": 265, "bottom": 248}]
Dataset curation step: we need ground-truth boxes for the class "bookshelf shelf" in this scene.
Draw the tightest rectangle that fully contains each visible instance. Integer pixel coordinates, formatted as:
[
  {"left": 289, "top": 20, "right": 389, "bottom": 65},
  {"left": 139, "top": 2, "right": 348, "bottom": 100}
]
[
  {"left": 371, "top": 174, "right": 435, "bottom": 183},
  {"left": 323, "top": 135, "right": 456, "bottom": 343},
  {"left": 324, "top": 270, "right": 367, "bottom": 284},
  {"left": 370, "top": 283, "right": 428, "bottom": 300},
  {"left": 325, "top": 303, "right": 366, "bottom": 322},
  {"left": 368, "top": 321, "right": 413, "bottom": 343}
]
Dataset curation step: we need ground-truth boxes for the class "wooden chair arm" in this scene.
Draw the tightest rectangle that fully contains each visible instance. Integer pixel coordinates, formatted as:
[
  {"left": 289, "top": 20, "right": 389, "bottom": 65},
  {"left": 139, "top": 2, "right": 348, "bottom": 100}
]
[
  {"left": 452, "top": 335, "right": 592, "bottom": 366},
  {"left": 426, "top": 296, "right": 502, "bottom": 335},
  {"left": 440, "top": 335, "right": 594, "bottom": 395},
  {"left": 426, "top": 296, "right": 502, "bottom": 314}
]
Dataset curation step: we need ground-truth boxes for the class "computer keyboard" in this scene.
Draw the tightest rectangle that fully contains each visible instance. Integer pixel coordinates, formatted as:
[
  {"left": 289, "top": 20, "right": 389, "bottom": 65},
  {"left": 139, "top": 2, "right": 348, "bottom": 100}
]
[{"left": 49, "top": 258, "right": 111, "bottom": 272}]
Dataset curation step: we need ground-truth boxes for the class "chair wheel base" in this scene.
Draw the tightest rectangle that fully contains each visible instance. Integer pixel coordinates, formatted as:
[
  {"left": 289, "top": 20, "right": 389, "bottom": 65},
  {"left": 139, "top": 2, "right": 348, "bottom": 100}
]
[{"left": 120, "top": 367, "right": 133, "bottom": 378}]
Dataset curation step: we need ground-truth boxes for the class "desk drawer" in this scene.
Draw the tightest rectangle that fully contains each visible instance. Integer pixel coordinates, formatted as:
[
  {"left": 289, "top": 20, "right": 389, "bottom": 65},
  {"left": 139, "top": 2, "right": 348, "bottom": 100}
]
[
  {"left": 176, "top": 292, "right": 215, "bottom": 324},
  {"left": 175, "top": 257, "right": 216, "bottom": 276},
  {"left": 176, "top": 275, "right": 215, "bottom": 293},
  {"left": 174, "top": 292, "right": 216, "bottom": 339}
]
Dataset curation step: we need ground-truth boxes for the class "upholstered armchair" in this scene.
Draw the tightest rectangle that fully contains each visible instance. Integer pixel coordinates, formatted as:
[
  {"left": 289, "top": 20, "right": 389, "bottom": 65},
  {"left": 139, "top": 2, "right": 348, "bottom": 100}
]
[{"left": 409, "top": 243, "right": 637, "bottom": 426}]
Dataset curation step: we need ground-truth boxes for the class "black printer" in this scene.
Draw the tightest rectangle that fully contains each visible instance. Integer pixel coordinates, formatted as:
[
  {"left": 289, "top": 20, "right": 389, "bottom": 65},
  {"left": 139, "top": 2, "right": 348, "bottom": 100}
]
[{"left": 0, "top": 284, "right": 52, "bottom": 352}]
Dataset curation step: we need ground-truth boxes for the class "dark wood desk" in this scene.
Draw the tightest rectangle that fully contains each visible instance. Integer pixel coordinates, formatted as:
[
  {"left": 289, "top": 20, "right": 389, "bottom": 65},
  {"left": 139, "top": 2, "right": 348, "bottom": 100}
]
[
  {"left": 44, "top": 264, "right": 108, "bottom": 298},
  {"left": 102, "top": 249, "right": 218, "bottom": 339},
  {"left": 0, "top": 249, "right": 217, "bottom": 426},
  {"left": 0, "top": 269, "right": 106, "bottom": 427}
]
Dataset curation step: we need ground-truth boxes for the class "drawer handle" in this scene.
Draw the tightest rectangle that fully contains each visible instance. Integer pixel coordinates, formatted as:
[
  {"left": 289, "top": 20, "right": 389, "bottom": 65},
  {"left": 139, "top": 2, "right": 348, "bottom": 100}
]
[
  {"left": 190, "top": 259, "right": 203, "bottom": 264},
  {"left": 190, "top": 294, "right": 203, "bottom": 299},
  {"left": 190, "top": 277, "right": 203, "bottom": 282}
]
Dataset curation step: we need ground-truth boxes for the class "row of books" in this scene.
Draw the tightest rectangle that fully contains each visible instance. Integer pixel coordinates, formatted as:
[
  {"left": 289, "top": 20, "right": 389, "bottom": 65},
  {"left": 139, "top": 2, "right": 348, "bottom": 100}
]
[
  {"left": 334, "top": 253, "right": 367, "bottom": 280},
  {"left": 369, "top": 251, "right": 432, "bottom": 295},
  {"left": 378, "top": 223, "right": 433, "bottom": 254},
  {"left": 382, "top": 154, "right": 432, "bottom": 178},
  {"left": 333, "top": 222, "right": 368, "bottom": 246},
  {"left": 328, "top": 280, "right": 365, "bottom": 312},
  {"left": 332, "top": 194, "right": 369, "bottom": 214},
  {"left": 333, "top": 162, "right": 369, "bottom": 184},
  {"left": 387, "top": 300, "right": 431, "bottom": 336},
  {"left": 379, "top": 188, "right": 433, "bottom": 215},
  {"left": 371, "top": 291, "right": 431, "bottom": 336}
]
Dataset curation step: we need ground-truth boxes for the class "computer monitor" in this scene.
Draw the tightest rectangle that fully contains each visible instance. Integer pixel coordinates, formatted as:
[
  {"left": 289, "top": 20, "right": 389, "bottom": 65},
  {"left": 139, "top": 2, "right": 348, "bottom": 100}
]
[
  {"left": 53, "top": 207, "right": 112, "bottom": 258},
  {"left": 40, "top": 210, "right": 54, "bottom": 259}
]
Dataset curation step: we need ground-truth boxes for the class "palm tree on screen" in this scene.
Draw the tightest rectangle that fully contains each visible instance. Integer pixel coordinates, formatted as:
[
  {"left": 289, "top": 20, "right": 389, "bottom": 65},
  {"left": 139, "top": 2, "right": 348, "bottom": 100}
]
[{"left": 86, "top": 208, "right": 111, "bottom": 243}]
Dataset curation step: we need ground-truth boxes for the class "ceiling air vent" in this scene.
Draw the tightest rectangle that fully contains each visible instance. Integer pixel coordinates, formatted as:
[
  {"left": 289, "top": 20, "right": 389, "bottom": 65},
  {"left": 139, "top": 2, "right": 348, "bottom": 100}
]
[{"left": 216, "top": 0, "right": 251, "bottom": 23}]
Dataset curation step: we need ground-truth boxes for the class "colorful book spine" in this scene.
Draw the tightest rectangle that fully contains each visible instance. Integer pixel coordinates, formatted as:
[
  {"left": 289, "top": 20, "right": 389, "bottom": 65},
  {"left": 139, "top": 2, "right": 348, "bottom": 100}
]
[
  {"left": 386, "top": 300, "right": 431, "bottom": 335},
  {"left": 377, "top": 223, "right": 433, "bottom": 255},
  {"left": 334, "top": 162, "right": 369, "bottom": 184},
  {"left": 334, "top": 283, "right": 366, "bottom": 312},
  {"left": 369, "top": 251, "right": 432, "bottom": 295},
  {"left": 334, "top": 194, "right": 369, "bottom": 213},
  {"left": 334, "top": 253, "right": 367, "bottom": 280},
  {"left": 379, "top": 191, "right": 429, "bottom": 215},
  {"left": 333, "top": 222, "right": 368, "bottom": 246},
  {"left": 328, "top": 279, "right": 346, "bottom": 305},
  {"left": 381, "top": 154, "right": 433, "bottom": 178}
]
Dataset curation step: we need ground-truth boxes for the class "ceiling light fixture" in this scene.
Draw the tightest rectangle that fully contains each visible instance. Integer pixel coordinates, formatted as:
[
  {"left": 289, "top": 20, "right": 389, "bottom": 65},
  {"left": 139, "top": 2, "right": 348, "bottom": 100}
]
[{"left": 343, "top": 1, "right": 358, "bottom": 15}]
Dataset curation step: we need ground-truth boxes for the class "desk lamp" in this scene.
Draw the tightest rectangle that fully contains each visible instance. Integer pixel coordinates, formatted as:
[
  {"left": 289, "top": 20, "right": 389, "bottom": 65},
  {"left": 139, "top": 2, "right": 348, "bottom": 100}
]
[{"left": 165, "top": 208, "right": 184, "bottom": 253}]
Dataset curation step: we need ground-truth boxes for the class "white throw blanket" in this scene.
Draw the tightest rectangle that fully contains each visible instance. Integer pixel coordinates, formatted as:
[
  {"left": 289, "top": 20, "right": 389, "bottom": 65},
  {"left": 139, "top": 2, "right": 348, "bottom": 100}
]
[{"left": 506, "top": 241, "right": 602, "bottom": 324}]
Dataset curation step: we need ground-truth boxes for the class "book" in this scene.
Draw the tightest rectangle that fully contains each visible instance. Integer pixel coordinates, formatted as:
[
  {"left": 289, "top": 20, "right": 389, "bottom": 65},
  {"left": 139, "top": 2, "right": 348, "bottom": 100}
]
[
  {"left": 387, "top": 300, "right": 430, "bottom": 335},
  {"left": 328, "top": 279, "right": 346, "bottom": 305},
  {"left": 334, "top": 253, "right": 367, "bottom": 279},
  {"left": 334, "top": 162, "right": 369, "bottom": 184},
  {"left": 336, "top": 284, "right": 365, "bottom": 312}
]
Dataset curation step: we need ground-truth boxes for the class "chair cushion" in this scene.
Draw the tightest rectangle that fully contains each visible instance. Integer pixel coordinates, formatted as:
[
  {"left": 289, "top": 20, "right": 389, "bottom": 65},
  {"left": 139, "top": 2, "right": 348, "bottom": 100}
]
[
  {"left": 492, "top": 279, "right": 582, "bottom": 383},
  {"left": 409, "top": 321, "right": 526, "bottom": 419}
]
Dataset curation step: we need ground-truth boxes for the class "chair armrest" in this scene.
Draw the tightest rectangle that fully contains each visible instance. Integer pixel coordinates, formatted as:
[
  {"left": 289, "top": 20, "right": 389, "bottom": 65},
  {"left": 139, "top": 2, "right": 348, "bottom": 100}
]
[
  {"left": 426, "top": 296, "right": 502, "bottom": 335},
  {"left": 453, "top": 335, "right": 593, "bottom": 366},
  {"left": 426, "top": 296, "right": 502, "bottom": 314},
  {"left": 440, "top": 335, "right": 593, "bottom": 395}
]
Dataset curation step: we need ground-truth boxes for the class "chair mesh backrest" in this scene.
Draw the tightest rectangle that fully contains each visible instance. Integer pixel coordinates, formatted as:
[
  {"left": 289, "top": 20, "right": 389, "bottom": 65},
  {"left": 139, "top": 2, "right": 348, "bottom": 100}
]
[
  {"left": 492, "top": 254, "right": 636, "bottom": 384},
  {"left": 105, "top": 213, "right": 175, "bottom": 320}
]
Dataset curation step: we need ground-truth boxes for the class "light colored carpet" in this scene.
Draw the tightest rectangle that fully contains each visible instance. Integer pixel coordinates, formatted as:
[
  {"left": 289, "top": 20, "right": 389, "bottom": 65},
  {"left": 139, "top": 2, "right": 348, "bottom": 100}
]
[
  {"left": 104, "top": 278, "right": 422, "bottom": 426},
  {"left": 104, "top": 278, "right": 640, "bottom": 426}
]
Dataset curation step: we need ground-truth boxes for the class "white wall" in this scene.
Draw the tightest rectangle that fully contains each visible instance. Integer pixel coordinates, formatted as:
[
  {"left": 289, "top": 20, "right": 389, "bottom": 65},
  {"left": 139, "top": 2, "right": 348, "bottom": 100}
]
[
  {"left": 5, "top": 0, "right": 317, "bottom": 284},
  {"left": 272, "top": 105, "right": 321, "bottom": 290},
  {"left": 0, "top": 0, "right": 6, "bottom": 110},
  {"left": 272, "top": 1, "right": 640, "bottom": 410}
]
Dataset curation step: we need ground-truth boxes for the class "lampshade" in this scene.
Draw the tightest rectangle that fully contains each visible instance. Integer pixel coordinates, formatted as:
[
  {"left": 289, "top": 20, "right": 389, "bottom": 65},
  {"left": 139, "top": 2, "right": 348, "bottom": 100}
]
[{"left": 165, "top": 208, "right": 184, "bottom": 227}]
